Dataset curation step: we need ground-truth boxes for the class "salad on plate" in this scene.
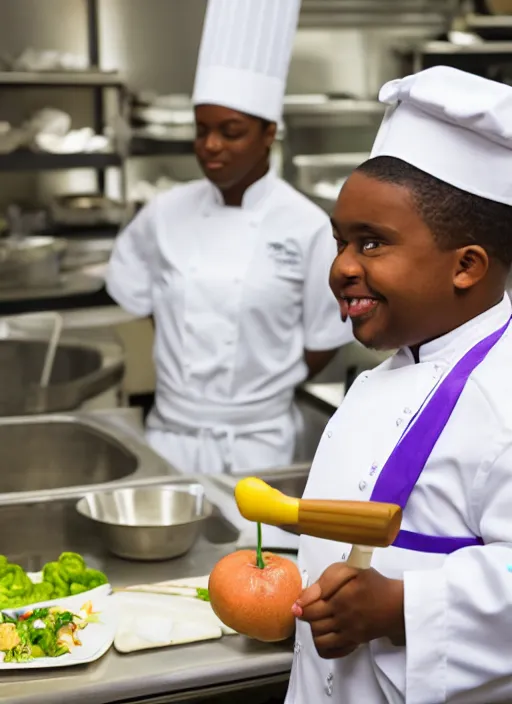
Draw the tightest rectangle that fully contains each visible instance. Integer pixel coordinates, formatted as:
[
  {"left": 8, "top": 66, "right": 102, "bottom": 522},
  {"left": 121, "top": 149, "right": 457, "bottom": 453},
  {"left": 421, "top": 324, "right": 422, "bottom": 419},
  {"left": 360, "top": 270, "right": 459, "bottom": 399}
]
[{"left": 0, "top": 601, "right": 99, "bottom": 663}]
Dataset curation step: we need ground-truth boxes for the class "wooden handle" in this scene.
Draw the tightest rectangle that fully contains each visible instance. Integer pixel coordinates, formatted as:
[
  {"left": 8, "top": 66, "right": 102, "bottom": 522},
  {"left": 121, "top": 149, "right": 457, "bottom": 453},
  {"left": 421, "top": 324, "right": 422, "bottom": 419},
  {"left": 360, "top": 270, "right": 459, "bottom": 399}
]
[
  {"left": 346, "top": 545, "right": 374, "bottom": 569},
  {"left": 234, "top": 477, "right": 402, "bottom": 549},
  {"left": 297, "top": 499, "right": 401, "bottom": 548}
]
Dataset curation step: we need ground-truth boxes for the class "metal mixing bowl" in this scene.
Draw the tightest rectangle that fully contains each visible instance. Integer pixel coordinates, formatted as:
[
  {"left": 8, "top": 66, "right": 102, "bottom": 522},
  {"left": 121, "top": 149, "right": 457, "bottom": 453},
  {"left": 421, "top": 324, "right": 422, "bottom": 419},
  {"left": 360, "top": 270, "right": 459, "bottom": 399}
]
[{"left": 76, "top": 484, "right": 213, "bottom": 561}]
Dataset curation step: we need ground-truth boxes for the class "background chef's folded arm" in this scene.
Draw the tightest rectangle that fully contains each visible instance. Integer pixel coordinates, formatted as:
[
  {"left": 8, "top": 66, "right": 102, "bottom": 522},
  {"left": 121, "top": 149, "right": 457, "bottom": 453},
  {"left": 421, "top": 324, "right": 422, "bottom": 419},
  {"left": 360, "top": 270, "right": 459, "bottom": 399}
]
[
  {"left": 106, "top": 203, "right": 157, "bottom": 318},
  {"left": 402, "top": 439, "right": 512, "bottom": 704},
  {"left": 302, "top": 221, "right": 353, "bottom": 378}
]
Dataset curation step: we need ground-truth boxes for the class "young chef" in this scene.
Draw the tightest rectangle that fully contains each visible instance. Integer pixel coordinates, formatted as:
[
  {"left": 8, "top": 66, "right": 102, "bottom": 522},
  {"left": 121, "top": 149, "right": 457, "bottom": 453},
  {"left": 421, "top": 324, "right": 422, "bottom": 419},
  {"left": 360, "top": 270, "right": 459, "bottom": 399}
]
[
  {"left": 106, "top": 0, "right": 352, "bottom": 476},
  {"left": 286, "top": 66, "right": 512, "bottom": 703}
]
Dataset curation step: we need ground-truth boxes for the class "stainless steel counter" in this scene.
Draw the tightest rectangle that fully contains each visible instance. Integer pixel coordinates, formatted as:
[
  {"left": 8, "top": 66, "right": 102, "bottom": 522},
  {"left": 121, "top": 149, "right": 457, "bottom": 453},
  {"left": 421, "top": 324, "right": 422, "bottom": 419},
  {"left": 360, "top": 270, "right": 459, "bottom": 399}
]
[
  {"left": 0, "top": 406, "right": 305, "bottom": 703},
  {"left": 0, "top": 538, "right": 292, "bottom": 704},
  {"left": 0, "top": 304, "right": 344, "bottom": 702}
]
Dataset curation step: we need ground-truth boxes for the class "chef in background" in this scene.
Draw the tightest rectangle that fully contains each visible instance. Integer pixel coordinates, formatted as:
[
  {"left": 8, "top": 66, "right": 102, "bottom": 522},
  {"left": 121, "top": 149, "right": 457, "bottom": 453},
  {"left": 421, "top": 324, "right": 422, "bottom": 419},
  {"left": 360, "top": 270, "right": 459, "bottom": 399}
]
[
  {"left": 106, "top": 0, "right": 352, "bottom": 476},
  {"left": 287, "top": 66, "right": 512, "bottom": 703}
]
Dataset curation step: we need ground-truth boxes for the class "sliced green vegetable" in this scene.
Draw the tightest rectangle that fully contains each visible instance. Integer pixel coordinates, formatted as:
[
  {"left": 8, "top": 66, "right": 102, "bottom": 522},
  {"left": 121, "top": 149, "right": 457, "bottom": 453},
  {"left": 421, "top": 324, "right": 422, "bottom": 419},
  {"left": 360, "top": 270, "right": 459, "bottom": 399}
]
[
  {"left": 58, "top": 553, "right": 86, "bottom": 582},
  {"left": 42, "top": 562, "right": 68, "bottom": 597},
  {"left": 196, "top": 587, "right": 210, "bottom": 602},
  {"left": 30, "top": 583, "right": 54, "bottom": 604},
  {"left": 79, "top": 568, "right": 108, "bottom": 590},
  {"left": 69, "top": 582, "right": 88, "bottom": 596},
  {"left": 0, "top": 553, "right": 108, "bottom": 611}
]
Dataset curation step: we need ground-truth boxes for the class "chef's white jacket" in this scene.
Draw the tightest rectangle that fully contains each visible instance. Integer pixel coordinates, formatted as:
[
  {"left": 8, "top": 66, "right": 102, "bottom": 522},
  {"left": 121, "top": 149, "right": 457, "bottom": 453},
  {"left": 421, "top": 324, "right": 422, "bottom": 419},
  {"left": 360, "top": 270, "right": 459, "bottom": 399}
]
[
  {"left": 106, "top": 171, "right": 352, "bottom": 474},
  {"left": 286, "top": 296, "right": 512, "bottom": 703}
]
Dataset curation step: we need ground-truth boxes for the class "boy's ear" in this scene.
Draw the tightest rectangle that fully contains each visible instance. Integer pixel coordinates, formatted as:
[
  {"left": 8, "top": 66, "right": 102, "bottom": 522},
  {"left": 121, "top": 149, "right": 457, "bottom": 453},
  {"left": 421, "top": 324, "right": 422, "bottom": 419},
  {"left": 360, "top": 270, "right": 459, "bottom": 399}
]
[{"left": 453, "top": 245, "right": 489, "bottom": 291}]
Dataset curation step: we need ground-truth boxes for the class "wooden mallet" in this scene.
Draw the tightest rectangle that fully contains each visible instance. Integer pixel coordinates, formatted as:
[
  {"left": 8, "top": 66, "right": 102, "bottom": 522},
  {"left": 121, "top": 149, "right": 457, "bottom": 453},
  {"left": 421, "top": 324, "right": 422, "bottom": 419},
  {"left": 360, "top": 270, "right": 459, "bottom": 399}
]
[{"left": 235, "top": 477, "right": 402, "bottom": 569}]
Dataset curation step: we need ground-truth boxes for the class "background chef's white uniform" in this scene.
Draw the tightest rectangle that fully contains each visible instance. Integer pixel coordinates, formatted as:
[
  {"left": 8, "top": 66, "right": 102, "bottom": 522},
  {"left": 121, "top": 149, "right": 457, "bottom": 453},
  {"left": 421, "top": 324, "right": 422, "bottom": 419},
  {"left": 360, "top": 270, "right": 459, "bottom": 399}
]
[
  {"left": 286, "top": 67, "right": 512, "bottom": 703},
  {"left": 107, "top": 171, "right": 348, "bottom": 474},
  {"left": 106, "top": 0, "right": 352, "bottom": 479}
]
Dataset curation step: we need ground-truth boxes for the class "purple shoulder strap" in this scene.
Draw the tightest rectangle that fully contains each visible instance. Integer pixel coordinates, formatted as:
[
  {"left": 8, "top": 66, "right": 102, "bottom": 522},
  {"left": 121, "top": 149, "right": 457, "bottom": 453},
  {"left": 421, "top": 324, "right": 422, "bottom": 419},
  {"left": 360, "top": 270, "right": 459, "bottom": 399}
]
[{"left": 370, "top": 316, "right": 510, "bottom": 554}]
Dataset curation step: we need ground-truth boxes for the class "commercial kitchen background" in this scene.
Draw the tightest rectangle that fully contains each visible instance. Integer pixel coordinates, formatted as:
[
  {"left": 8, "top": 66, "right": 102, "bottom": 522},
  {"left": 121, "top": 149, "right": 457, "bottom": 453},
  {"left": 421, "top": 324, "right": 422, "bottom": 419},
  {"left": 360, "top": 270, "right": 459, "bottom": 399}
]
[
  {"left": 0, "top": 0, "right": 508, "bottom": 439},
  {"left": 1, "top": 2, "right": 512, "bottom": 702}
]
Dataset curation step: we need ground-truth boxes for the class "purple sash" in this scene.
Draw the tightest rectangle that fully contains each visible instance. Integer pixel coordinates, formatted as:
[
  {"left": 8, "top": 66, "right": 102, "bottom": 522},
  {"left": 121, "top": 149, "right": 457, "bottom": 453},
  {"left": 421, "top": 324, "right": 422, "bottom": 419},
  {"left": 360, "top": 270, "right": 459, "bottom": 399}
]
[{"left": 370, "top": 316, "right": 511, "bottom": 554}]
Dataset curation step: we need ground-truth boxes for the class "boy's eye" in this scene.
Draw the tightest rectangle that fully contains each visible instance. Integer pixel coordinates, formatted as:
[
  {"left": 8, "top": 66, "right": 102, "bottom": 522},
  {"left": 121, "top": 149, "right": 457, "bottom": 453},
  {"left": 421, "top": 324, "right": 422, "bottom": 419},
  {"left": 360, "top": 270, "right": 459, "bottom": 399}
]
[{"left": 362, "top": 240, "right": 381, "bottom": 252}]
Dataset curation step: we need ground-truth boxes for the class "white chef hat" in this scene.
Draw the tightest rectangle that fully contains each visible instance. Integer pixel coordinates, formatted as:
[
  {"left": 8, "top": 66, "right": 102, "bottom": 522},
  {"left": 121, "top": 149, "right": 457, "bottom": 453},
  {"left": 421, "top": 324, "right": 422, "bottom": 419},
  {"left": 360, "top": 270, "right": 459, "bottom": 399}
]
[
  {"left": 370, "top": 66, "right": 512, "bottom": 206},
  {"left": 192, "top": 0, "right": 301, "bottom": 123}
]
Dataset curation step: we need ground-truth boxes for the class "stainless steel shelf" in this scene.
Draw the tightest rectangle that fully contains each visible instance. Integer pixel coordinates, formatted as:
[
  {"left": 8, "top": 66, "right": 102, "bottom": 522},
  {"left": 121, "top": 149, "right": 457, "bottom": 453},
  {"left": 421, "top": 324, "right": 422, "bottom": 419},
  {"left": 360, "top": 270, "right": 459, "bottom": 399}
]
[
  {"left": 466, "top": 14, "right": 512, "bottom": 29},
  {"left": 284, "top": 98, "right": 383, "bottom": 116},
  {"left": 130, "top": 129, "right": 195, "bottom": 157},
  {"left": 0, "top": 70, "right": 123, "bottom": 87},
  {"left": 0, "top": 150, "right": 122, "bottom": 172},
  {"left": 418, "top": 40, "right": 512, "bottom": 54},
  {"left": 465, "top": 13, "right": 512, "bottom": 41}
]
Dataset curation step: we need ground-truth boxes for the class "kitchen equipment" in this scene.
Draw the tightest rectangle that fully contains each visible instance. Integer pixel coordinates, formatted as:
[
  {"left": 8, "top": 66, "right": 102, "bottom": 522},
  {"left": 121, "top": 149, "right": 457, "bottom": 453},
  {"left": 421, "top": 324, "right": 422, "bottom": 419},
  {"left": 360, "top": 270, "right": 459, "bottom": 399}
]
[
  {"left": 50, "top": 193, "right": 126, "bottom": 227},
  {"left": 466, "top": 12, "right": 512, "bottom": 40},
  {"left": 234, "top": 477, "right": 402, "bottom": 568},
  {"left": 0, "top": 236, "right": 66, "bottom": 289},
  {"left": 293, "top": 152, "right": 369, "bottom": 212},
  {"left": 39, "top": 312, "right": 63, "bottom": 388},
  {"left": 131, "top": 93, "right": 194, "bottom": 126},
  {"left": 0, "top": 337, "right": 124, "bottom": 417},
  {"left": 76, "top": 484, "right": 213, "bottom": 561},
  {"left": 59, "top": 237, "right": 114, "bottom": 272}
]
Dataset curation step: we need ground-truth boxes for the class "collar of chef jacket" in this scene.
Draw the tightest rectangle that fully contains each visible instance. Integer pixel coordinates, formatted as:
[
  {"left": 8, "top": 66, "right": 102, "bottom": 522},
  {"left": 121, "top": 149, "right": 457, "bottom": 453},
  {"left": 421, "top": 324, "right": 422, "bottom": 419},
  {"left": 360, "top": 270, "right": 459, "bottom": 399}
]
[
  {"left": 397, "top": 294, "right": 512, "bottom": 368},
  {"left": 203, "top": 169, "right": 277, "bottom": 216}
]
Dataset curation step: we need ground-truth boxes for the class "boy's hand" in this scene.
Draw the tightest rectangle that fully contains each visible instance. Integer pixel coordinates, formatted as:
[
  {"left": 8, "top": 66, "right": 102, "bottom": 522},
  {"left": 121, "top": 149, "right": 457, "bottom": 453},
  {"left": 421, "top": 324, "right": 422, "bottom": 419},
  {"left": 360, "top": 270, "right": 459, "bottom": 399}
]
[{"left": 291, "top": 563, "right": 405, "bottom": 660}]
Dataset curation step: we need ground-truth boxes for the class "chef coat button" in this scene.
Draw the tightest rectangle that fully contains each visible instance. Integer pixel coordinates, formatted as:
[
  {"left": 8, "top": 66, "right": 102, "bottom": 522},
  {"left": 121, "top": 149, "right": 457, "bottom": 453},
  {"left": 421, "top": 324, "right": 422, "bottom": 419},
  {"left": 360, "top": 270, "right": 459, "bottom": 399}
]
[
  {"left": 403, "top": 407, "right": 412, "bottom": 415},
  {"left": 293, "top": 641, "right": 302, "bottom": 654},
  {"left": 358, "top": 480, "right": 367, "bottom": 491},
  {"left": 325, "top": 672, "right": 334, "bottom": 696},
  {"left": 327, "top": 431, "right": 332, "bottom": 438},
  {"left": 396, "top": 418, "right": 403, "bottom": 427}
]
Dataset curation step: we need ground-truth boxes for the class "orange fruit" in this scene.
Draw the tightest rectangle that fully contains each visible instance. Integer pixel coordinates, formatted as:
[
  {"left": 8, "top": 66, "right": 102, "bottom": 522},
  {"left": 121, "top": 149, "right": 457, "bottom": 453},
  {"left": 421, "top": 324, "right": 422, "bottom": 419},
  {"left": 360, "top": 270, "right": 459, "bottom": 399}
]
[{"left": 208, "top": 550, "right": 302, "bottom": 642}]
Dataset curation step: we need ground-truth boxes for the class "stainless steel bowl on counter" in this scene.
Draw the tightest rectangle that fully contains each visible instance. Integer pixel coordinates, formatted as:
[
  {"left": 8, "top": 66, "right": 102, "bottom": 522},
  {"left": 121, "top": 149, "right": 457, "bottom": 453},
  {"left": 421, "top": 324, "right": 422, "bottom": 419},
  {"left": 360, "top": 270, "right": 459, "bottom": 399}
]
[{"left": 76, "top": 484, "right": 213, "bottom": 561}]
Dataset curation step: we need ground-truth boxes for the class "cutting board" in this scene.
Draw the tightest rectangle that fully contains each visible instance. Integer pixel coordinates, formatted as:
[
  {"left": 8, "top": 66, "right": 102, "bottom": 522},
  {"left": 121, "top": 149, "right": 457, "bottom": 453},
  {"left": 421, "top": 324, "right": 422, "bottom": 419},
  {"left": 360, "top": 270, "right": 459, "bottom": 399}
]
[{"left": 114, "top": 575, "right": 237, "bottom": 654}]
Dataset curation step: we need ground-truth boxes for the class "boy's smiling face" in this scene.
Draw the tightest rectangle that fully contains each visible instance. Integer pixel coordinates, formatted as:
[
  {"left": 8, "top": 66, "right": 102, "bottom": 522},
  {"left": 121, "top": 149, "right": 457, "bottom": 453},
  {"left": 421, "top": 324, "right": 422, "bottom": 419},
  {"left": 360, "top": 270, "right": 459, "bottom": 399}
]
[{"left": 329, "top": 171, "right": 490, "bottom": 351}]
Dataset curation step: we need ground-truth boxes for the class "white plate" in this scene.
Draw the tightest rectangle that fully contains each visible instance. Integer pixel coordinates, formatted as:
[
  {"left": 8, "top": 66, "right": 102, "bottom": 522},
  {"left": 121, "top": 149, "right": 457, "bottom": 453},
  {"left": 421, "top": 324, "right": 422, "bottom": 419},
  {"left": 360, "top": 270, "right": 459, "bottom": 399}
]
[{"left": 0, "top": 582, "right": 117, "bottom": 669}]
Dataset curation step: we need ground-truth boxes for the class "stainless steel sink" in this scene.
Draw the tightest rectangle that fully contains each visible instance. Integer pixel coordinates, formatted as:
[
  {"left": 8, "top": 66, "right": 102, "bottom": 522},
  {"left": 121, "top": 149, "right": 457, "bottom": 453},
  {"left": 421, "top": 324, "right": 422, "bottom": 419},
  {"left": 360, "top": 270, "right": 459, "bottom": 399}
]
[
  {"left": 0, "top": 337, "right": 124, "bottom": 415},
  {"left": 0, "top": 415, "right": 137, "bottom": 493},
  {"left": 0, "top": 493, "right": 238, "bottom": 572}
]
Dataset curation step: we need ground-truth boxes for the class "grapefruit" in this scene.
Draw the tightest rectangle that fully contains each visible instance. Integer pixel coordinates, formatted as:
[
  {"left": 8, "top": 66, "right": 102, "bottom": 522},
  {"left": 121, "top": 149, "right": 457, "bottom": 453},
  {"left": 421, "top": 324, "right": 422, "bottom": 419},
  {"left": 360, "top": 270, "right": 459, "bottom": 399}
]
[{"left": 208, "top": 549, "right": 302, "bottom": 642}]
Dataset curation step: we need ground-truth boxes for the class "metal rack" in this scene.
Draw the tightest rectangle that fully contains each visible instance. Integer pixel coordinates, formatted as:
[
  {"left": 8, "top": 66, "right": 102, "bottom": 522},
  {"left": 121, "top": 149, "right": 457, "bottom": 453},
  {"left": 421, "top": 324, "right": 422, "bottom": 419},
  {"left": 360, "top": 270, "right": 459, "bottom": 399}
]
[
  {"left": 0, "top": 0, "right": 196, "bottom": 201},
  {"left": 0, "top": 0, "right": 129, "bottom": 203}
]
